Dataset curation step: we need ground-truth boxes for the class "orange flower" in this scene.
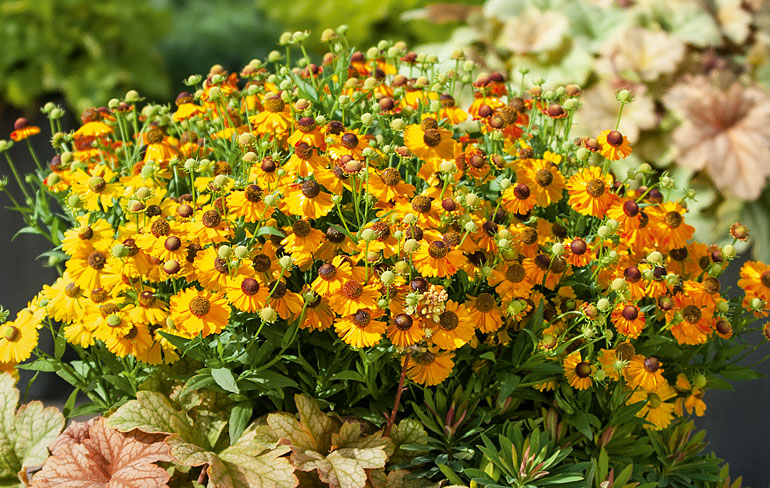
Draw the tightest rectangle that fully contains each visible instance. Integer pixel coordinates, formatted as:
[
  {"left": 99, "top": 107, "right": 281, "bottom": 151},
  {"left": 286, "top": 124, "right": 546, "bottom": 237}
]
[
  {"left": 9, "top": 118, "right": 40, "bottom": 141},
  {"left": 596, "top": 129, "right": 632, "bottom": 160},
  {"left": 566, "top": 167, "right": 617, "bottom": 218},
  {"left": 611, "top": 302, "right": 646, "bottom": 338}
]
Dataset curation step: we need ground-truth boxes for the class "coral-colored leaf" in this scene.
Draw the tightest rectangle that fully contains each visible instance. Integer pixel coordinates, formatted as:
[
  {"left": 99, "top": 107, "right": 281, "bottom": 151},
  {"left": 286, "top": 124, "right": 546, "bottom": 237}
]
[{"left": 30, "top": 417, "right": 171, "bottom": 488}]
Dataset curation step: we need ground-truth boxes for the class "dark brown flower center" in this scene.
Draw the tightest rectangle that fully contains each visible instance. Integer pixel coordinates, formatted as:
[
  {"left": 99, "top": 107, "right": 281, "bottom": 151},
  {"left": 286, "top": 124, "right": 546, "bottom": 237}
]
[
  {"left": 443, "top": 231, "right": 461, "bottom": 248},
  {"left": 474, "top": 293, "right": 496, "bottom": 313},
  {"left": 326, "top": 226, "right": 345, "bottom": 243},
  {"left": 241, "top": 278, "right": 260, "bottom": 295},
  {"left": 318, "top": 263, "right": 337, "bottom": 280},
  {"left": 682, "top": 305, "right": 701, "bottom": 324},
  {"left": 264, "top": 96, "right": 284, "bottom": 113},
  {"left": 550, "top": 256, "right": 567, "bottom": 274},
  {"left": 586, "top": 179, "right": 605, "bottom": 197},
  {"left": 245, "top": 184, "right": 263, "bottom": 203},
  {"left": 438, "top": 310, "right": 459, "bottom": 331},
  {"left": 411, "top": 195, "right": 432, "bottom": 213},
  {"left": 624, "top": 266, "right": 641, "bottom": 283},
  {"left": 253, "top": 254, "right": 271, "bottom": 272},
  {"left": 643, "top": 356, "right": 660, "bottom": 373},
  {"left": 664, "top": 211, "right": 682, "bottom": 229},
  {"left": 606, "top": 130, "right": 624, "bottom": 147},
  {"left": 297, "top": 116, "right": 316, "bottom": 132},
  {"left": 202, "top": 210, "right": 221, "bottom": 228},
  {"left": 570, "top": 238, "right": 587, "bottom": 255},
  {"left": 621, "top": 305, "right": 639, "bottom": 321},
  {"left": 100, "top": 303, "right": 120, "bottom": 318},
  {"left": 412, "top": 350, "right": 436, "bottom": 365},
  {"left": 394, "top": 313, "right": 413, "bottom": 331},
  {"left": 420, "top": 118, "right": 439, "bottom": 131},
  {"left": 301, "top": 180, "right": 321, "bottom": 199},
  {"left": 428, "top": 241, "right": 448, "bottom": 259},
  {"left": 575, "top": 362, "right": 591, "bottom": 378},
  {"left": 341, "top": 280, "right": 363, "bottom": 300},
  {"left": 703, "top": 277, "right": 721, "bottom": 294},
  {"left": 88, "top": 251, "right": 107, "bottom": 270},
  {"left": 505, "top": 263, "right": 525, "bottom": 283},
  {"left": 189, "top": 296, "right": 210, "bottom": 317},
  {"left": 291, "top": 220, "right": 311, "bottom": 238},
  {"left": 165, "top": 236, "right": 182, "bottom": 251},
  {"left": 535, "top": 169, "right": 553, "bottom": 187},
  {"left": 380, "top": 167, "right": 401, "bottom": 186},
  {"left": 521, "top": 227, "right": 538, "bottom": 245},
  {"left": 214, "top": 257, "right": 229, "bottom": 274},
  {"left": 147, "top": 127, "right": 164, "bottom": 144},
  {"left": 513, "top": 184, "right": 531, "bottom": 200},
  {"left": 422, "top": 129, "right": 442, "bottom": 147},
  {"left": 616, "top": 342, "right": 635, "bottom": 361},
  {"left": 670, "top": 247, "right": 688, "bottom": 261},
  {"left": 341, "top": 133, "right": 359, "bottom": 149},
  {"left": 623, "top": 200, "right": 639, "bottom": 217},
  {"left": 352, "top": 309, "right": 371, "bottom": 327},
  {"left": 534, "top": 254, "right": 552, "bottom": 271},
  {"left": 716, "top": 319, "right": 732, "bottom": 335},
  {"left": 295, "top": 142, "right": 313, "bottom": 160}
]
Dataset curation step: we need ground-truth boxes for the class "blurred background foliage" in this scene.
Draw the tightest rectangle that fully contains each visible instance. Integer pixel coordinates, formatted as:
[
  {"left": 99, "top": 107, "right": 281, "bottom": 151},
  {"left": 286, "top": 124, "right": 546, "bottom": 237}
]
[{"left": 0, "top": 0, "right": 473, "bottom": 114}]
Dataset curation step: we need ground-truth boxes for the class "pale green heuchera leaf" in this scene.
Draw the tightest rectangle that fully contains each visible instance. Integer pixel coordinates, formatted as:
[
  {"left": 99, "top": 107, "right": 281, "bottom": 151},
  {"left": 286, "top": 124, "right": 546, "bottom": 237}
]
[
  {"left": 109, "top": 391, "right": 297, "bottom": 488},
  {"left": 388, "top": 419, "right": 428, "bottom": 465},
  {"left": 268, "top": 395, "right": 389, "bottom": 488},
  {"left": 0, "top": 373, "right": 64, "bottom": 483},
  {"left": 370, "top": 469, "right": 439, "bottom": 488}
]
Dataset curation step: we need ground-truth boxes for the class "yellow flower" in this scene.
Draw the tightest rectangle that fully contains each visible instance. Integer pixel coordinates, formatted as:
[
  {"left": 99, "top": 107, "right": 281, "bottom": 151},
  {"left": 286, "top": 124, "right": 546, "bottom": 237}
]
[
  {"left": 427, "top": 301, "right": 475, "bottom": 351},
  {"left": 628, "top": 383, "right": 677, "bottom": 430},
  {"left": 334, "top": 308, "right": 386, "bottom": 348},
  {"left": 405, "top": 349, "right": 454, "bottom": 386},
  {"left": 563, "top": 351, "right": 593, "bottom": 390},
  {"left": 403, "top": 118, "right": 454, "bottom": 163},
  {"left": 0, "top": 312, "right": 39, "bottom": 363},
  {"left": 169, "top": 288, "right": 230, "bottom": 338},
  {"left": 627, "top": 355, "right": 665, "bottom": 391}
]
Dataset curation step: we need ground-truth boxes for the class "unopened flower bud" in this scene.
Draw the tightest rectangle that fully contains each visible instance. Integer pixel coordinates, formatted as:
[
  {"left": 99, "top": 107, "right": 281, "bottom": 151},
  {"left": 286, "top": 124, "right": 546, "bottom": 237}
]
[
  {"left": 217, "top": 245, "right": 231, "bottom": 259},
  {"left": 260, "top": 306, "right": 278, "bottom": 323},
  {"left": 380, "top": 270, "right": 395, "bottom": 285},
  {"left": 279, "top": 255, "right": 293, "bottom": 269},
  {"left": 404, "top": 239, "right": 420, "bottom": 252},
  {"left": 597, "top": 298, "right": 610, "bottom": 312}
]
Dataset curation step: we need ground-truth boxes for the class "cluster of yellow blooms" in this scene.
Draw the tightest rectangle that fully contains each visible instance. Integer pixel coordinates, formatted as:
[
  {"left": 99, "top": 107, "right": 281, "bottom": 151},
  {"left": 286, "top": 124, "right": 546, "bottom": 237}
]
[{"left": 2, "top": 35, "right": 767, "bottom": 431}]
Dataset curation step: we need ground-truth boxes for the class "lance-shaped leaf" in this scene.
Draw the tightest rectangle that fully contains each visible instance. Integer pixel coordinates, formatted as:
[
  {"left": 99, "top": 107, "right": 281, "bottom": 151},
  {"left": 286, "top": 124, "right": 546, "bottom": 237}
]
[
  {"left": 0, "top": 373, "right": 64, "bottom": 483},
  {"left": 29, "top": 417, "right": 171, "bottom": 488},
  {"left": 108, "top": 391, "right": 297, "bottom": 488},
  {"left": 268, "top": 395, "right": 390, "bottom": 488}
]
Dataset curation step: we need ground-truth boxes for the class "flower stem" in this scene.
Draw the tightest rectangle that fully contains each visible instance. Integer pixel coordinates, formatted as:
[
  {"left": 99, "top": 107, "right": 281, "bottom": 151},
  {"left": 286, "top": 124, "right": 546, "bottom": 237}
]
[{"left": 385, "top": 351, "right": 411, "bottom": 437}]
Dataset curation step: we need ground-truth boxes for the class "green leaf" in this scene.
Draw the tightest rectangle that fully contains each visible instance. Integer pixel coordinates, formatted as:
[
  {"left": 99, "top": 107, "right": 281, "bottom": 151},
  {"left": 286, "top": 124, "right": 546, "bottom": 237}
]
[
  {"left": 256, "top": 226, "right": 285, "bottom": 238},
  {"left": 229, "top": 403, "right": 253, "bottom": 444},
  {"left": 0, "top": 373, "right": 65, "bottom": 478},
  {"left": 211, "top": 367, "right": 240, "bottom": 394}
]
